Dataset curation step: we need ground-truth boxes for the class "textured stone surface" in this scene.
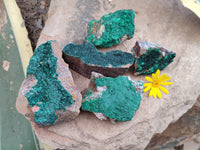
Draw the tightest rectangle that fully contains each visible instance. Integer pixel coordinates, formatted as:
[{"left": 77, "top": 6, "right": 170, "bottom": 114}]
[
  {"left": 82, "top": 72, "right": 143, "bottom": 122},
  {"left": 17, "top": 41, "right": 82, "bottom": 126},
  {"left": 133, "top": 41, "right": 176, "bottom": 75},
  {"left": 16, "top": 0, "right": 200, "bottom": 149},
  {"left": 184, "top": 138, "right": 200, "bottom": 150},
  {"left": 86, "top": 9, "right": 135, "bottom": 47},
  {"left": 62, "top": 43, "right": 134, "bottom": 78},
  {"left": 145, "top": 96, "right": 200, "bottom": 150}
]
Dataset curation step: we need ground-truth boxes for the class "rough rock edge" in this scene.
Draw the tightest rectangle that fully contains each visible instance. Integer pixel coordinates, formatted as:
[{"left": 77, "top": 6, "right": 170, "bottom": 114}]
[{"left": 62, "top": 48, "right": 133, "bottom": 79}]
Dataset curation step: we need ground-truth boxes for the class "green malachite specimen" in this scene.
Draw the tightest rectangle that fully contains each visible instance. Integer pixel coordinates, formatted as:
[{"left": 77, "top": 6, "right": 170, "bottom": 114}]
[
  {"left": 86, "top": 9, "right": 135, "bottom": 47},
  {"left": 133, "top": 41, "right": 176, "bottom": 75},
  {"left": 63, "top": 43, "right": 134, "bottom": 67},
  {"left": 62, "top": 43, "right": 134, "bottom": 78},
  {"left": 25, "top": 41, "right": 74, "bottom": 125},
  {"left": 82, "top": 73, "right": 143, "bottom": 122}
]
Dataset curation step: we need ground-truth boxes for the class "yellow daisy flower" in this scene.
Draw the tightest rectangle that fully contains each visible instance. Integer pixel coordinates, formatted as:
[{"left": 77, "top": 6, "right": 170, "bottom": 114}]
[{"left": 144, "top": 69, "right": 173, "bottom": 98}]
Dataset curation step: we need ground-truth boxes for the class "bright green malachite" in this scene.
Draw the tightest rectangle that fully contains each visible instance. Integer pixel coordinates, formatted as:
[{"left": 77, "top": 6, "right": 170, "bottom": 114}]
[
  {"left": 25, "top": 41, "right": 74, "bottom": 125},
  {"left": 86, "top": 9, "right": 135, "bottom": 47},
  {"left": 82, "top": 76, "right": 142, "bottom": 122}
]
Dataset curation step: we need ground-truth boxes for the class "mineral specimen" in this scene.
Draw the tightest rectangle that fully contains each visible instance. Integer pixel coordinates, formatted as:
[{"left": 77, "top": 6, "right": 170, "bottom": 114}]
[
  {"left": 21, "top": 41, "right": 82, "bottom": 126},
  {"left": 86, "top": 9, "right": 135, "bottom": 47},
  {"left": 81, "top": 72, "right": 143, "bottom": 122},
  {"left": 133, "top": 41, "right": 176, "bottom": 75},
  {"left": 62, "top": 43, "right": 134, "bottom": 78}
]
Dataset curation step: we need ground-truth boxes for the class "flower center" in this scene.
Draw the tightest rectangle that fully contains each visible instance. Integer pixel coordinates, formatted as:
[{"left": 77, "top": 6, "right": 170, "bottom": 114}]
[{"left": 152, "top": 81, "right": 160, "bottom": 87}]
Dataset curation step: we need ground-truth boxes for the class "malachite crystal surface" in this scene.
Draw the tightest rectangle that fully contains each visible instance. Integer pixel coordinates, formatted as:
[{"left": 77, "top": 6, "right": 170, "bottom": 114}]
[
  {"left": 63, "top": 42, "right": 134, "bottom": 67},
  {"left": 25, "top": 41, "right": 74, "bottom": 125},
  {"left": 82, "top": 75, "right": 143, "bottom": 122},
  {"left": 133, "top": 41, "right": 176, "bottom": 75},
  {"left": 86, "top": 9, "right": 135, "bottom": 47}
]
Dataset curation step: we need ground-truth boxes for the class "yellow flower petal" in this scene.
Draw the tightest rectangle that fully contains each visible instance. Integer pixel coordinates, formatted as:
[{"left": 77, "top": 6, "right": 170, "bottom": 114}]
[
  {"left": 153, "top": 90, "right": 157, "bottom": 98},
  {"left": 160, "top": 82, "right": 173, "bottom": 86},
  {"left": 144, "top": 83, "right": 152, "bottom": 87},
  {"left": 145, "top": 76, "right": 153, "bottom": 82},
  {"left": 149, "top": 87, "right": 155, "bottom": 96},
  {"left": 159, "top": 86, "right": 169, "bottom": 94},
  {"left": 144, "top": 85, "right": 152, "bottom": 92},
  {"left": 159, "top": 74, "right": 171, "bottom": 82},
  {"left": 155, "top": 69, "right": 160, "bottom": 77},
  {"left": 153, "top": 88, "right": 160, "bottom": 98},
  {"left": 152, "top": 73, "right": 156, "bottom": 80},
  {"left": 161, "top": 76, "right": 171, "bottom": 82},
  {"left": 158, "top": 73, "right": 167, "bottom": 81},
  {"left": 157, "top": 89, "right": 162, "bottom": 98}
]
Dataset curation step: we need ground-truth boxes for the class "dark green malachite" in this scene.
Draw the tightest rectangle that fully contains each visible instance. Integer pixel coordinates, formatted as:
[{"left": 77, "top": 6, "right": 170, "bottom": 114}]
[
  {"left": 62, "top": 42, "right": 134, "bottom": 67},
  {"left": 135, "top": 48, "right": 176, "bottom": 75},
  {"left": 86, "top": 9, "right": 135, "bottom": 47},
  {"left": 25, "top": 41, "right": 74, "bottom": 125}
]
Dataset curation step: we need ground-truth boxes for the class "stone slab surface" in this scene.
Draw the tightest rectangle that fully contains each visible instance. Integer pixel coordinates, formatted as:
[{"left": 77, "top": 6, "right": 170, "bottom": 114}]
[
  {"left": 145, "top": 96, "right": 200, "bottom": 150},
  {"left": 16, "top": 0, "right": 200, "bottom": 149}
]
